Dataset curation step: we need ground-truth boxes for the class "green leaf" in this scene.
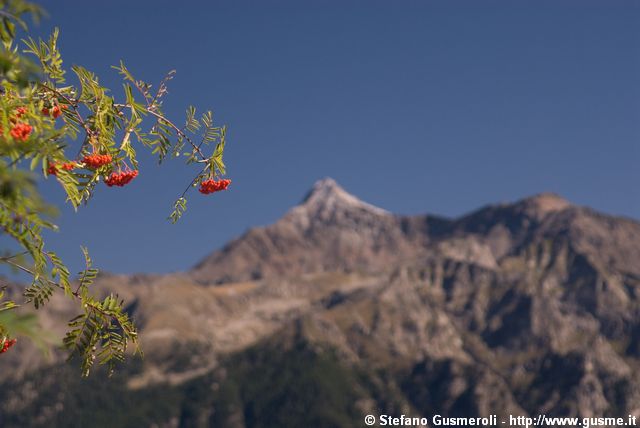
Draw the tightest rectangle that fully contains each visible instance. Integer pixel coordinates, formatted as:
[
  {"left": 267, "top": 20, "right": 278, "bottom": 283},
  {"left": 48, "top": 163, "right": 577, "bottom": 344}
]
[{"left": 168, "top": 197, "right": 187, "bottom": 224}]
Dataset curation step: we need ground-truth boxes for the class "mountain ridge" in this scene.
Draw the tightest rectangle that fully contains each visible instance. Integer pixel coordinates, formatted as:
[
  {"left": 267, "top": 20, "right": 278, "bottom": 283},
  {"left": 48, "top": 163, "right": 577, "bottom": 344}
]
[
  {"left": 191, "top": 178, "right": 638, "bottom": 283},
  {"left": 2, "top": 178, "right": 640, "bottom": 427}
]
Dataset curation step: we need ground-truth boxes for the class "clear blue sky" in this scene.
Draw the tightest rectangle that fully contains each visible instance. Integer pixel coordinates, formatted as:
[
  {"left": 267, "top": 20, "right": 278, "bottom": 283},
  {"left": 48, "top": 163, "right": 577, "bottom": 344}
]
[{"left": 24, "top": 0, "right": 640, "bottom": 275}]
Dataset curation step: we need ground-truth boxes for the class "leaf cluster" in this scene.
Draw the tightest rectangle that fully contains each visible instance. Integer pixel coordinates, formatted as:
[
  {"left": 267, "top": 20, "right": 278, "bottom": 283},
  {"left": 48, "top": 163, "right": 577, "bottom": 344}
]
[{"left": 0, "top": 0, "right": 231, "bottom": 376}]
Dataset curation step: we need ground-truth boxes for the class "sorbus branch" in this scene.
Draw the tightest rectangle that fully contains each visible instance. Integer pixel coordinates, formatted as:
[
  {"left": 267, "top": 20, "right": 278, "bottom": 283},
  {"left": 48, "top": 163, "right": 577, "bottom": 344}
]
[
  {"left": 0, "top": 257, "right": 135, "bottom": 339},
  {"left": 132, "top": 107, "right": 208, "bottom": 162},
  {"left": 37, "top": 82, "right": 97, "bottom": 141}
]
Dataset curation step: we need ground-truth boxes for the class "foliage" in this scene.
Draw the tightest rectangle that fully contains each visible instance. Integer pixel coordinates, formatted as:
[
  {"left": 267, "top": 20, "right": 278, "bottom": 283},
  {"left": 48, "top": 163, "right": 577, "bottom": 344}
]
[{"left": 0, "top": 0, "right": 230, "bottom": 376}]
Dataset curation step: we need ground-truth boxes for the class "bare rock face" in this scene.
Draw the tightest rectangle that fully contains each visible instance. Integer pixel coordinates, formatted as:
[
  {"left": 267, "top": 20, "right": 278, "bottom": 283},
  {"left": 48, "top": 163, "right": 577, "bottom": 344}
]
[
  {"left": 295, "top": 177, "right": 390, "bottom": 221},
  {"left": 517, "top": 192, "right": 571, "bottom": 220},
  {"left": 190, "top": 178, "right": 431, "bottom": 284},
  {"left": 2, "top": 178, "right": 640, "bottom": 427}
]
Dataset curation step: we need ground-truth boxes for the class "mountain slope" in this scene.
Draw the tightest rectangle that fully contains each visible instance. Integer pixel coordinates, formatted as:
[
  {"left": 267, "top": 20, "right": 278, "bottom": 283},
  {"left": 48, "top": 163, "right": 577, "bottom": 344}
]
[
  {"left": 191, "top": 178, "right": 452, "bottom": 283},
  {"left": 2, "top": 178, "right": 640, "bottom": 427}
]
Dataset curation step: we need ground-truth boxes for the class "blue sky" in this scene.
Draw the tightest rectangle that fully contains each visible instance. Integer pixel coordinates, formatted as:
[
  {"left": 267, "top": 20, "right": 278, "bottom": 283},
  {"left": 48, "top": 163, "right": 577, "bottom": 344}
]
[{"left": 23, "top": 0, "right": 640, "bottom": 275}]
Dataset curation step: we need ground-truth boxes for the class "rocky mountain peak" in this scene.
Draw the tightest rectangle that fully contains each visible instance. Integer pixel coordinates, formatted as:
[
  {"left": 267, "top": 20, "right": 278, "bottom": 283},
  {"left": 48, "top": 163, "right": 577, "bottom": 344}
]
[
  {"left": 521, "top": 192, "right": 570, "bottom": 212},
  {"left": 190, "top": 178, "right": 401, "bottom": 284},
  {"left": 515, "top": 192, "right": 572, "bottom": 220},
  {"left": 294, "top": 177, "right": 389, "bottom": 221},
  {"left": 302, "top": 177, "right": 342, "bottom": 201}
]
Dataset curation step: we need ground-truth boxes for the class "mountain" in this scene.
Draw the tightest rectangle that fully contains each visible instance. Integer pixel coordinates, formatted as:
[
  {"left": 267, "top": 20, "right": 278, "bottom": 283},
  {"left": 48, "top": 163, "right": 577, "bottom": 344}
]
[
  {"left": 190, "top": 177, "right": 432, "bottom": 283},
  {"left": 2, "top": 178, "right": 640, "bottom": 427}
]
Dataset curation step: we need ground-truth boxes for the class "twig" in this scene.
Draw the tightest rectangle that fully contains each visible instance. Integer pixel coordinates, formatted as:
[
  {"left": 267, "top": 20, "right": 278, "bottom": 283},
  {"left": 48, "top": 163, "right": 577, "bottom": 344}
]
[
  {"left": 145, "top": 110, "right": 207, "bottom": 161},
  {"left": 0, "top": 258, "right": 130, "bottom": 331},
  {"left": 37, "top": 82, "right": 97, "bottom": 157}
]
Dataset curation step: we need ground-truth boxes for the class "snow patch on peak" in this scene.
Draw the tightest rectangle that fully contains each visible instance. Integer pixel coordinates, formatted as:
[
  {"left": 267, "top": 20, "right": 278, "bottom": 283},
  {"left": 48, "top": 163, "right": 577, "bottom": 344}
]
[
  {"left": 519, "top": 192, "right": 571, "bottom": 218},
  {"left": 282, "top": 178, "right": 390, "bottom": 228},
  {"left": 301, "top": 178, "right": 389, "bottom": 216}
]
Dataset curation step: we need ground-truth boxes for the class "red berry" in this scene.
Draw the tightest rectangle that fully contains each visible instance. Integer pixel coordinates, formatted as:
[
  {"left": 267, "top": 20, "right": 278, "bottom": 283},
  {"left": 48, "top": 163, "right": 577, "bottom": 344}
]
[
  {"left": 48, "top": 162, "right": 76, "bottom": 176},
  {"left": 0, "top": 338, "right": 16, "bottom": 354},
  {"left": 199, "top": 178, "right": 231, "bottom": 194},
  {"left": 105, "top": 169, "right": 138, "bottom": 187},
  {"left": 10, "top": 122, "right": 32, "bottom": 141},
  {"left": 82, "top": 153, "right": 112, "bottom": 169},
  {"left": 51, "top": 105, "right": 62, "bottom": 119}
]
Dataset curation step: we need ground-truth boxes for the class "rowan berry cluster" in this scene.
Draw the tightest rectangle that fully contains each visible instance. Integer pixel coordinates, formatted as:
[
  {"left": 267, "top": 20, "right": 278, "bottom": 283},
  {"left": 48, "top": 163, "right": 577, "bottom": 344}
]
[
  {"left": 10, "top": 122, "right": 33, "bottom": 141},
  {"left": 105, "top": 170, "right": 138, "bottom": 187},
  {"left": 42, "top": 104, "right": 65, "bottom": 119},
  {"left": 0, "top": 338, "right": 16, "bottom": 354},
  {"left": 199, "top": 178, "right": 231, "bottom": 194},
  {"left": 82, "top": 153, "right": 112, "bottom": 169},
  {"left": 47, "top": 162, "right": 76, "bottom": 176}
]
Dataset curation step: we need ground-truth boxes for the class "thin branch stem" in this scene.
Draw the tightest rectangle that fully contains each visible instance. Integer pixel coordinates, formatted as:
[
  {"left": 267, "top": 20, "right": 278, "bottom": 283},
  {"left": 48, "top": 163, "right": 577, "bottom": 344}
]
[
  {"left": 1, "top": 258, "right": 67, "bottom": 291},
  {"left": 179, "top": 173, "right": 202, "bottom": 199},
  {"left": 0, "top": 251, "right": 29, "bottom": 261},
  {"left": 0, "top": 258, "right": 128, "bottom": 328},
  {"left": 112, "top": 102, "right": 208, "bottom": 162},
  {"left": 145, "top": 110, "right": 207, "bottom": 161},
  {"left": 37, "top": 83, "right": 97, "bottom": 157}
]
